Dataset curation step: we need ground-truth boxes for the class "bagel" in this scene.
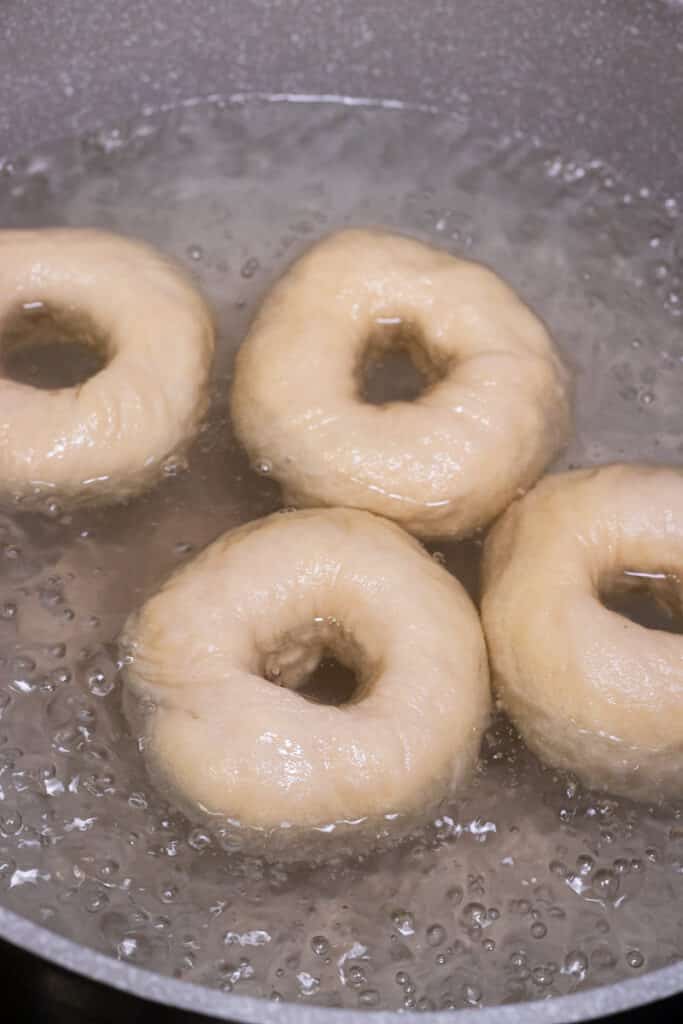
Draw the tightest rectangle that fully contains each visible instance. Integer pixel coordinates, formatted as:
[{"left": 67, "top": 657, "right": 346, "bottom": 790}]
[
  {"left": 231, "top": 229, "right": 570, "bottom": 539},
  {"left": 482, "top": 464, "right": 683, "bottom": 801},
  {"left": 122, "top": 507, "right": 490, "bottom": 858},
  {"left": 0, "top": 229, "right": 214, "bottom": 505}
]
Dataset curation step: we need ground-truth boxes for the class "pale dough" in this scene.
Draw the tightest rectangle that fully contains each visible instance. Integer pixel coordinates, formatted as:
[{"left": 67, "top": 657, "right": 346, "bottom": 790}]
[
  {"left": 122, "top": 508, "right": 491, "bottom": 858},
  {"left": 0, "top": 229, "right": 214, "bottom": 505},
  {"left": 231, "top": 229, "right": 570, "bottom": 539},
  {"left": 482, "top": 464, "right": 683, "bottom": 801}
]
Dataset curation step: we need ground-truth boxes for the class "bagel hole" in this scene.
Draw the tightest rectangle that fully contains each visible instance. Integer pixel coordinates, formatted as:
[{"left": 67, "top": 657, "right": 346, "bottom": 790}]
[
  {"left": 600, "top": 569, "right": 683, "bottom": 634},
  {"left": 294, "top": 653, "right": 360, "bottom": 706},
  {"left": 1, "top": 302, "right": 107, "bottom": 389},
  {"left": 359, "top": 318, "right": 447, "bottom": 405},
  {"left": 263, "top": 621, "right": 369, "bottom": 707}
]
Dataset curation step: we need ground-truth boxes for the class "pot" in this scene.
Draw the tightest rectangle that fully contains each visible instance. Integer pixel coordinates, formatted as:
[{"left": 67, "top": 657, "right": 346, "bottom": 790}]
[{"left": 1, "top": 2, "right": 682, "bottom": 1021}]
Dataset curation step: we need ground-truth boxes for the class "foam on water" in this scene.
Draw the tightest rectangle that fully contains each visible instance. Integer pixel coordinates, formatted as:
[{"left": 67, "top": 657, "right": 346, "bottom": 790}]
[{"left": 0, "top": 97, "right": 682, "bottom": 1009}]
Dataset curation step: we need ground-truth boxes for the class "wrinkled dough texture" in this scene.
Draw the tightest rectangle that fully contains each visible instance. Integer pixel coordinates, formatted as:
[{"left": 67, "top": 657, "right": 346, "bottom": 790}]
[
  {"left": 482, "top": 464, "right": 683, "bottom": 801},
  {"left": 0, "top": 229, "right": 214, "bottom": 505},
  {"left": 122, "top": 508, "right": 491, "bottom": 857},
  {"left": 231, "top": 229, "right": 570, "bottom": 539}
]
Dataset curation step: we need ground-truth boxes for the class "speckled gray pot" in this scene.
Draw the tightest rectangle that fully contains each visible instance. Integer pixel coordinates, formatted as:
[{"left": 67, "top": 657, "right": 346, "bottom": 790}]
[{"left": 1, "top": 2, "right": 682, "bottom": 1020}]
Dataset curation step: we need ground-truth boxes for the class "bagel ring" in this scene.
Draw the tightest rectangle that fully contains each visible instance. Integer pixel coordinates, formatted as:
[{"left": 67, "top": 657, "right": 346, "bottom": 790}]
[
  {"left": 231, "top": 229, "right": 570, "bottom": 539},
  {"left": 482, "top": 464, "right": 683, "bottom": 801},
  {"left": 0, "top": 229, "right": 214, "bottom": 505},
  {"left": 122, "top": 507, "right": 490, "bottom": 858}
]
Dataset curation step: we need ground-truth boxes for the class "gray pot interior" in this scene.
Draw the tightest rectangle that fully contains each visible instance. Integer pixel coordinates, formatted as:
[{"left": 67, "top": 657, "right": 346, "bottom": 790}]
[{"left": 1, "top": 1, "right": 683, "bottom": 1021}]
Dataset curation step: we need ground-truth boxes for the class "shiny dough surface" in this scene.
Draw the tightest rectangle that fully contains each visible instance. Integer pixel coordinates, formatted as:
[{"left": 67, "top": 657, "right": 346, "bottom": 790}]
[
  {"left": 122, "top": 508, "right": 491, "bottom": 856},
  {"left": 0, "top": 229, "right": 214, "bottom": 504},
  {"left": 231, "top": 229, "right": 570, "bottom": 539},
  {"left": 482, "top": 464, "right": 683, "bottom": 800}
]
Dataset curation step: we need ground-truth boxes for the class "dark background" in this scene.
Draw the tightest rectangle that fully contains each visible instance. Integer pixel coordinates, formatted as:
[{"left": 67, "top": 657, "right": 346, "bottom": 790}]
[{"left": 2, "top": 938, "right": 680, "bottom": 1024}]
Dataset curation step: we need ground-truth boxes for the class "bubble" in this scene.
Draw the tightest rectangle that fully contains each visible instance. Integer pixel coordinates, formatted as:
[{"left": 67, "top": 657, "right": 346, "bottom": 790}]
[
  {"left": 94, "top": 127, "right": 126, "bottom": 154},
  {"left": 187, "top": 827, "right": 211, "bottom": 852},
  {"left": 311, "top": 935, "right": 330, "bottom": 957},
  {"left": 253, "top": 459, "right": 273, "bottom": 476},
  {"left": 0, "top": 812, "right": 22, "bottom": 835},
  {"left": 391, "top": 909, "right": 415, "bottom": 936},
  {"left": 531, "top": 966, "right": 554, "bottom": 987},
  {"left": 563, "top": 950, "right": 588, "bottom": 979},
  {"left": 462, "top": 983, "right": 482, "bottom": 1006},
  {"left": 241, "top": 257, "right": 260, "bottom": 278},
  {"left": 84, "top": 886, "right": 109, "bottom": 913},
  {"left": 0, "top": 602, "right": 17, "bottom": 621},
  {"left": 87, "top": 671, "right": 114, "bottom": 697},
  {"left": 296, "top": 972, "right": 320, "bottom": 996},
  {"left": 98, "top": 859, "right": 119, "bottom": 880},
  {"left": 187, "top": 244, "right": 203, "bottom": 261},
  {"left": 426, "top": 924, "right": 446, "bottom": 947},
  {"left": 627, "top": 949, "right": 645, "bottom": 969},
  {"left": 530, "top": 921, "right": 547, "bottom": 939},
  {"left": 461, "top": 902, "right": 487, "bottom": 927},
  {"left": 395, "top": 971, "right": 410, "bottom": 987},
  {"left": 592, "top": 868, "right": 619, "bottom": 900},
  {"left": 577, "top": 854, "right": 594, "bottom": 876},
  {"left": 0, "top": 858, "right": 16, "bottom": 886},
  {"left": 347, "top": 965, "right": 366, "bottom": 987}
]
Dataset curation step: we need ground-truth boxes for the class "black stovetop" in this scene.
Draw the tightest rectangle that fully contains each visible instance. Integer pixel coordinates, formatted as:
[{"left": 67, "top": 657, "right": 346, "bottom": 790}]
[{"left": 2, "top": 937, "right": 679, "bottom": 1023}]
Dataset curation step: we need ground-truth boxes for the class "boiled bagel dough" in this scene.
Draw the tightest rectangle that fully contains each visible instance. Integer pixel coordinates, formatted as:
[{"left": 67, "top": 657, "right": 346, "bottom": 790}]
[
  {"left": 482, "top": 464, "right": 683, "bottom": 801},
  {"left": 122, "top": 508, "right": 491, "bottom": 857},
  {"left": 231, "top": 229, "right": 570, "bottom": 539},
  {"left": 0, "top": 229, "right": 214, "bottom": 505}
]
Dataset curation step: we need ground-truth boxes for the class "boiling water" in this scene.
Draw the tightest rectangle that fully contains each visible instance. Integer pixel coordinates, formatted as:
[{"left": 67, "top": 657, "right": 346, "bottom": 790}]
[{"left": 0, "top": 98, "right": 682, "bottom": 1010}]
